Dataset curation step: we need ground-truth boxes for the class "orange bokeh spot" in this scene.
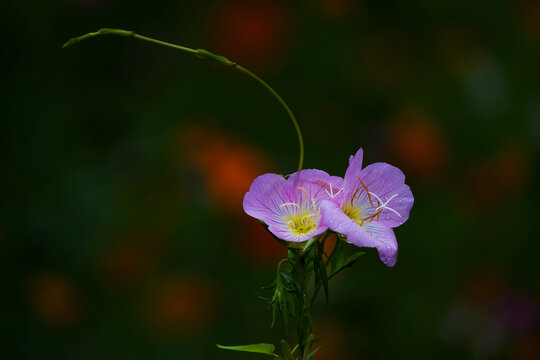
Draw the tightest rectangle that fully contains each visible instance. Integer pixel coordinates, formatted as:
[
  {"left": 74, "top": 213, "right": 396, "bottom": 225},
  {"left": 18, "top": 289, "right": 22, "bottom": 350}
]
[
  {"left": 210, "top": 0, "right": 292, "bottom": 69},
  {"left": 516, "top": 0, "right": 540, "bottom": 39},
  {"left": 323, "top": 233, "right": 337, "bottom": 261},
  {"left": 511, "top": 332, "right": 540, "bottom": 360},
  {"left": 28, "top": 273, "right": 83, "bottom": 327},
  {"left": 178, "top": 122, "right": 284, "bottom": 265},
  {"left": 146, "top": 275, "right": 217, "bottom": 334},
  {"left": 313, "top": 318, "right": 361, "bottom": 360},
  {"left": 239, "top": 217, "right": 287, "bottom": 266},
  {"left": 389, "top": 108, "right": 450, "bottom": 183},
  {"left": 461, "top": 267, "right": 507, "bottom": 306},
  {"left": 101, "top": 231, "right": 161, "bottom": 289},
  {"left": 319, "top": 0, "right": 363, "bottom": 20},
  {"left": 461, "top": 143, "right": 529, "bottom": 213},
  {"left": 178, "top": 122, "right": 273, "bottom": 215}
]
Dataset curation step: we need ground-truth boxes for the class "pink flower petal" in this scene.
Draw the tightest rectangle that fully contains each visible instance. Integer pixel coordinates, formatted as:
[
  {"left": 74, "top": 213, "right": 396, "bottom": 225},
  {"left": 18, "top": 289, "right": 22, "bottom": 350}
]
[
  {"left": 359, "top": 222, "right": 398, "bottom": 267},
  {"left": 243, "top": 173, "right": 291, "bottom": 225},
  {"left": 320, "top": 200, "right": 398, "bottom": 267},
  {"left": 359, "top": 163, "right": 414, "bottom": 227},
  {"left": 343, "top": 148, "right": 364, "bottom": 199}
]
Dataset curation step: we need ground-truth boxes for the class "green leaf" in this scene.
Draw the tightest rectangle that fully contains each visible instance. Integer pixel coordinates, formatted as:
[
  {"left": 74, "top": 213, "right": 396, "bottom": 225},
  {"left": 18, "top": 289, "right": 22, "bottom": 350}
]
[
  {"left": 280, "top": 296, "right": 289, "bottom": 331},
  {"left": 317, "top": 240, "right": 329, "bottom": 302},
  {"left": 280, "top": 340, "right": 294, "bottom": 360},
  {"left": 271, "top": 300, "right": 278, "bottom": 328},
  {"left": 259, "top": 296, "right": 272, "bottom": 305},
  {"left": 280, "top": 272, "right": 294, "bottom": 288},
  {"left": 217, "top": 343, "right": 277, "bottom": 356},
  {"left": 195, "top": 49, "right": 235, "bottom": 66},
  {"left": 306, "top": 346, "right": 321, "bottom": 360},
  {"left": 329, "top": 251, "right": 365, "bottom": 279},
  {"left": 302, "top": 236, "right": 318, "bottom": 251},
  {"left": 328, "top": 238, "right": 346, "bottom": 274},
  {"left": 321, "top": 261, "right": 329, "bottom": 302}
]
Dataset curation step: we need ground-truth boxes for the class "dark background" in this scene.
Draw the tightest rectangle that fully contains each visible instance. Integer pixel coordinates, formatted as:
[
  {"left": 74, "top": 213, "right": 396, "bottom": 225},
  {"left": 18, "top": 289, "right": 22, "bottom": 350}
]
[{"left": 2, "top": 0, "right": 540, "bottom": 359}]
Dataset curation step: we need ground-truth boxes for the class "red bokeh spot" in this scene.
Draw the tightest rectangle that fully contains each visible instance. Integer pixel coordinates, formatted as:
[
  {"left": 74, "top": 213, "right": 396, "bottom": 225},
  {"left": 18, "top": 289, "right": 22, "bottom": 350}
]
[
  {"left": 516, "top": 0, "right": 540, "bottom": 39},
  {"left": 101, "top": 231, "right": 161, "bottom": 289},
  {"left": 323, "top": 233, "right": 337, "bottom": 261},
  {"left": 211, "top": 0, "right": 292, "bottom": 69},
  {"left": 28, "top": 273, "right": 83, "bottom": 327},
  {"left": 239, "top": 217, "right": 287, "bottom": 266},
  {"left": 389, "top": 108, "right": 450, "bottom": 183},
  {"left": 461, "top": 143, "right": 529, "bottom": 213},
  {"left": 511, "top": 332, "right": 540, "bottom": 360},
  {"left": 146, "top": 275, "right": 217, "bottom": 334},
  {"left": 461, "top": 267, "right": 507, "bottom": 306},
  {"left": 178, "top": 122, "right": 273, "bottom": 215},
  {"left": 319, "top": 0, "right": 363, "bottom": 20},
  {"left": 178, "top": 122, "right": 286, "bottom": 265},
  {"left": 313, "top": 318, "right": 361, "bottom": 360}
]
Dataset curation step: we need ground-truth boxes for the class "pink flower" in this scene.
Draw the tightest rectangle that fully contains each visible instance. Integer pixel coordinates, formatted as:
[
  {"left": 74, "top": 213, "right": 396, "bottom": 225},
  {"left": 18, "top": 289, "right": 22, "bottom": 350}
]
[
  {"left": 243, "top": 170, "right": 343, "bottom": 243},
  {"left": 320, "top": 149, "right": 413, "bottom": 266}
]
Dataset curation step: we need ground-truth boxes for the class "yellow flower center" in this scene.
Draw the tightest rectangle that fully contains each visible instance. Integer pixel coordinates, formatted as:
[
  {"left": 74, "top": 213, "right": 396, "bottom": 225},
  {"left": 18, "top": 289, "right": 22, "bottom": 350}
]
[
  {"left": 283, "top": 210, "right": 318, "bottom": 236},
  {"left": 343, "top": 203, "right": 364, "bottom": 226}
]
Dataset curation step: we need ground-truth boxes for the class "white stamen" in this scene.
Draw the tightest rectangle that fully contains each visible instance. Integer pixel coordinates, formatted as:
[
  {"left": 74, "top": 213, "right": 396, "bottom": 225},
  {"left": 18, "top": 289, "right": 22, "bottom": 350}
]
[
  {"left": 297, "top": 186, "right": 310, "bottom": 199},
  {"left": 324, "top": 185, "right": 333, "bottom": 198},
  {"left": 287, "top": 220, "right": 296, "bottom": 229},
  {"left": 324, "top": 183, "right": 344, "bottom": 198},
  {"left": 280, "top": 202, "right": 300, "bottom": 208},
  {"left": 311, "top": 197, "right": 318, "bottom": 212},
  {"left": 369, "top": 192, "right": 401, "bottom": 217}
]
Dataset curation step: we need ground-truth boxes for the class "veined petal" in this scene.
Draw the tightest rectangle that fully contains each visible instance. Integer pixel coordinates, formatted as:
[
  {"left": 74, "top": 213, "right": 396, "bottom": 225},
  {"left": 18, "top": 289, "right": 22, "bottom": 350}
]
[
  {"left": 243, "top": 173, "right": 291, "bottom": 224},
  {"left": 359, "top": 222, "right": 398, "bottom": 267},
  {"left": 321, "top": 200, "right": 398, "bottom": 267},
  {"left": 289, "top": 169, "right": 344, "bottom": 205},
  {"left": 343, "top": 148, "right": 364, "bottom": 199},
  {"left": 244, "top": 172, "right": 330, "bottom": 243},
  {"left": 359, "top": 163, "right": 414, "bottom": 228},
  {"left": 320, "top": 200, "right": 359, "bottom": 238},
  {"left": 269, "top": 222, "right": 327, "bottom": 243}
]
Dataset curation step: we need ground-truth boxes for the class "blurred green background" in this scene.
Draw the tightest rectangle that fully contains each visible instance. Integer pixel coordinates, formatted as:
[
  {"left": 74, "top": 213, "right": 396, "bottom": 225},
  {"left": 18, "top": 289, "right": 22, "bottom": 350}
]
[{"left": 2, "top": 0, "right": 540, "bottom": 359}]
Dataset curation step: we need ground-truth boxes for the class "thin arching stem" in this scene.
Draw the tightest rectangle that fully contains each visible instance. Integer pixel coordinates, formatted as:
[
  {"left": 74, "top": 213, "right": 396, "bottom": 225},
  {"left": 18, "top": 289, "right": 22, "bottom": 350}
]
[{"left": 63, "top": 28, "right": 304, "bottom": 172}]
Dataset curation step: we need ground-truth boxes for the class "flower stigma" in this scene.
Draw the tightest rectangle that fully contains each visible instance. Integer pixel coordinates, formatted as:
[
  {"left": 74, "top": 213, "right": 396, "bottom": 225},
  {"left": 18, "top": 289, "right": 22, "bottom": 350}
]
[
  {"left": 369, "top": 192, "right": 401, "bottom": 217},
  {"left": 324, "top": 183, "right": 343, "bottom": 199}
]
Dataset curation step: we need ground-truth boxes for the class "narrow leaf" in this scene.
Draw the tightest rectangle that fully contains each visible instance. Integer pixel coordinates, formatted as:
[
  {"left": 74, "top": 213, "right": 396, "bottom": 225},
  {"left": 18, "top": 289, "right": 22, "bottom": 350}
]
[
  {"left": 328, "top": 239, "right": 346, "bottom": 274},
  {"left": 302, "top": 236, "right": 318, "bottom": 251},
  {"left": 280, "top": 296, "right": 289, "bottom": 331},
  {"left": 217, "top": 343, "right": 276, "bottom": 356},
  {"left": 280, "top": 340, "right": 294, "bottom": 360},
  {"left": 329, "top": 252, "right": 365, "bottom": 279},
  {"left": 306, "top": 346, "right": 321, "bottom": 360},
  {"left": 321, "top": 262, "right": 329, "bottom": 302}
]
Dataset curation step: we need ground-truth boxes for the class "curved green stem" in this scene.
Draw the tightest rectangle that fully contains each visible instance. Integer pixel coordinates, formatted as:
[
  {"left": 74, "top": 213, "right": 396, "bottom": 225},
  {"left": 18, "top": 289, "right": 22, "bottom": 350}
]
[{"left": 63, "top": 28, "right": 304, "bottom": 172}]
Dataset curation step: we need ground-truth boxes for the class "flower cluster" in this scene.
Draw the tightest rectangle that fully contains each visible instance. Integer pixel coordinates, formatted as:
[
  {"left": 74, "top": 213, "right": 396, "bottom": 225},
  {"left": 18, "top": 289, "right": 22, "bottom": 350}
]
[{"left": 243, "top": 149, "right": 414, "bottom": 267}]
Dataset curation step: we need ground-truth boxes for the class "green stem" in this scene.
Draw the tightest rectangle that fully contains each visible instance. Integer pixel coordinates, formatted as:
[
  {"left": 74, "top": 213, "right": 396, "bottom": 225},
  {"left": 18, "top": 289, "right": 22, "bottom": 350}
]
[
  {"left": 293, "top": 250, "right": 313, "bottom": 360},
  {"left": 63, "top": 28, "right": 304, "bottom": 172}
]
